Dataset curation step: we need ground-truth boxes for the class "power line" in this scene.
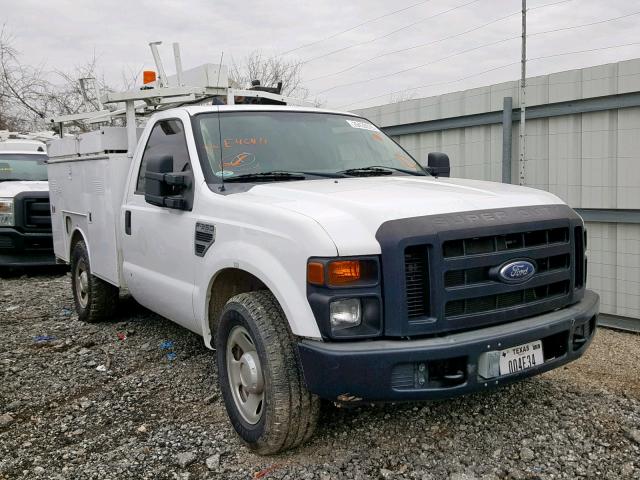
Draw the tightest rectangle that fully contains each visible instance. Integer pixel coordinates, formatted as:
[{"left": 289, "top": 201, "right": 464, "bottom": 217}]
[
  {"left": 337, "top": 41, "right": 640, "bottom": 109},
  {"left": 307, "top": 0, "right": 572, "bottom": 83},
  {"left": 301, "top": 0, "right": 481, "bottom": 65},
  {"left": 338, "top": 62, "right": 520, "bottom": 109},
  {"left": 528, "top": 10, "right": 640, "bottom": 38},
  {"left": 529, "top": 41, "right": 640, "bottom": 62},
  {"left": 318, "top": 10, "right": 640, "bottom": 95},
  {"left": 319, "top": 36, "right": 521, "bottom": 94},
  {"left": 307, "top": 11, "right": 520, "bottom": 83},
  {"left": 279, "top": 0, "right": 434, "bottom": 56}
]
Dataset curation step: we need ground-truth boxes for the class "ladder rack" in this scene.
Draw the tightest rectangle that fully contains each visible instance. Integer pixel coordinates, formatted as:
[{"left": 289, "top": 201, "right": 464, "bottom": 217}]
[{"left": 46, "top": 41, "right": 311, "bottom": 155}]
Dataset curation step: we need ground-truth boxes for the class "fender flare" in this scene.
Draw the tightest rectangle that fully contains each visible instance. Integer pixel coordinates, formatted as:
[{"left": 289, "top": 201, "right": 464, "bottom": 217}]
[
  {"left": 68, "top": 226, "right": 91, "bottom": 263},
  {"left": 196, "top": 241, "right": 323, "bottom": 348}
]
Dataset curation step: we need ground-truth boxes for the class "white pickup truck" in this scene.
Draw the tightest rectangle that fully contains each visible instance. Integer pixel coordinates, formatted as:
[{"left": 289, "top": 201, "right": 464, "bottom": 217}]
[
  {"left": 0, "top": 139, "right": 55, "bottom": 267},
  {"left": 47, "top": 93, "right": 598, "bottom": 454}
]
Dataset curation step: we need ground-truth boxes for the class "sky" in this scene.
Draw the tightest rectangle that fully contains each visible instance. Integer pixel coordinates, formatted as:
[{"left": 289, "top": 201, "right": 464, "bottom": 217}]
[{"left": 1, "top": 0, "right": 639, "bottom": 110}]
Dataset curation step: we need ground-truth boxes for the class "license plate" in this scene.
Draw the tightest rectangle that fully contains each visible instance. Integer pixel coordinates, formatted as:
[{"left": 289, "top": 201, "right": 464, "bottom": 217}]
[{"left": 499, "top": 340, "right": 544, "bottom": 376}]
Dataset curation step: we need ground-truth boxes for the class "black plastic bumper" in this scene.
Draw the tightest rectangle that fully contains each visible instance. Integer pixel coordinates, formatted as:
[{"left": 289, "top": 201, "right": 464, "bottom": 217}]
[
  {"left": 0, "top": 228, "right": 56, "bottom": 267},
  {"left": 298, "top": 290, "right": 599, "bottom": 402}
]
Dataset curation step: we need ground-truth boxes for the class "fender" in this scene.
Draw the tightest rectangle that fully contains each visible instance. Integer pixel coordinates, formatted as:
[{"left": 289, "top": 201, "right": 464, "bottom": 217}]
[
  {"left": 194, "top": 240, "right": 332, "bottom": 348},
  {"left": 68, "top": 226, "right": 90, "bottom": 261}
]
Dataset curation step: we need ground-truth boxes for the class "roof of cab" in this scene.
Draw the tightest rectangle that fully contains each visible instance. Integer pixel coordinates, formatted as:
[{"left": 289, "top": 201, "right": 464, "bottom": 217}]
[
  {"left": 183, "top": 104, "right": 359, "bottom": 117},
  {"left": 0, "top": 139, "right": 47, "bottom": 154}
]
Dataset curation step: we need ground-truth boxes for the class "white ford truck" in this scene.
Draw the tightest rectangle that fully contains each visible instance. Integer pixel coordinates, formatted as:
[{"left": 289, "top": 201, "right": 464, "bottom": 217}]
[
  {"left": 46, "top": 60, "right": 598, "bottom": 454},
  {"left": 0, "top": 139, "right": 55, "bottom": 267}
]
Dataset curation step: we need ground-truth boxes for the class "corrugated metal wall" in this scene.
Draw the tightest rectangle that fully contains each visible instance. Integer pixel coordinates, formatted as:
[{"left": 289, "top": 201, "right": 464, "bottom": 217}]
[{"left": 354, "top": 59, "right": 640, "bottom": 320}]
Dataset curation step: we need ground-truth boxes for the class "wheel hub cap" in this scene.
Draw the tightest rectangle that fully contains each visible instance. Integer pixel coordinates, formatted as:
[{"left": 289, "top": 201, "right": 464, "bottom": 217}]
[
  {"left": 226, "top": 326, "right": 265, "bottom": 425},
  {"left": 75, "top": 261, "right": 89, "bottom": 308},
  {"left": 239, "top": 351, "right": 263, "bottom": 394}
]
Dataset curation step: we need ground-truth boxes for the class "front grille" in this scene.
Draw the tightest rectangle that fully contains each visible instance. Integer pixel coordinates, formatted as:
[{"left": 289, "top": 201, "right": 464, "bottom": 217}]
[
  {"left": 402, "top": 223, "right": 577, "bottom": 331},
  {"left": 444, "top": 253, "right": 570, "bottom": 287},
  {"left": 574, "top": 226, "right": 585, "bottom": 288},
  {"left": 445, "top": 280, "right": 570, "bottom": 318},
  {"left": 443, "top": 227, "right": 568, "bottom": 258},
  {"left": 23, "top": 197, "right": 51, "bottom": 229},
  {"left": 404, "top": 246, "right": 430, "bottom": 318},
  {"left": 441, "top": 226, "right": 572, "bottom": 322}
]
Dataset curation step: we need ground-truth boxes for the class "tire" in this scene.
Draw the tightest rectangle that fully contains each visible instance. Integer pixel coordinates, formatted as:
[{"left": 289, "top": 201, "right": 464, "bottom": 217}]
[
  {"left": 70, "top": 240, "right": 119, "bottom": 323},
  {"left": 216, "top": 291, "right": 320, "bottom": 454}
]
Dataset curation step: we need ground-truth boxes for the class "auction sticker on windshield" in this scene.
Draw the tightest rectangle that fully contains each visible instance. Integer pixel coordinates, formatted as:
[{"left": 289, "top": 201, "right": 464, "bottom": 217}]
[
  {"left": 499, "top": 340, "right": 544, "bottom": 376},
  {"left": 346, "top": 119, "right": 378, "bottom": 131}
]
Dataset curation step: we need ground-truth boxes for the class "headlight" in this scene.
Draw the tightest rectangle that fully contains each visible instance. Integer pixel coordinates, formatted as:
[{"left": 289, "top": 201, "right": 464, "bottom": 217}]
[
  {"left": 0, "top": 198, "right": 14, "bottom": 226},
  {"left": 307, "top": 256, "right": 382, "bottom": 339},
  {"left": 330, "top": 298, "right": 362, "bottom": 331}
]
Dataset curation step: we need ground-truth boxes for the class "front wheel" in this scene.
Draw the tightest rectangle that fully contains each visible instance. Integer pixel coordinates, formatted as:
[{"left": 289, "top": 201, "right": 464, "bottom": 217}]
[
  {"left": 216, "top": 291, "right": 320, "bottom": 454},
  {"left": 70, "top": 240, "right": 119, "bottom": 323}
]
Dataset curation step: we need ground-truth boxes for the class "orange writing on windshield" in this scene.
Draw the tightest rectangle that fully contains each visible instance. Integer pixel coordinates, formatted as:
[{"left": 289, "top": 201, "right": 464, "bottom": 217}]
[
  {"left": 224, "top": 153, "right": 250, "bottom": 167},
  {"left": 223, "top": 137, "right": 268, "bottom": 148}
]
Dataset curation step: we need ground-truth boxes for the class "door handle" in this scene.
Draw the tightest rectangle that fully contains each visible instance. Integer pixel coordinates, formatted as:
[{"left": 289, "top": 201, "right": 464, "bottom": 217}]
[{"left": 125, "top": 210, "right": 131, "bottom": 235}]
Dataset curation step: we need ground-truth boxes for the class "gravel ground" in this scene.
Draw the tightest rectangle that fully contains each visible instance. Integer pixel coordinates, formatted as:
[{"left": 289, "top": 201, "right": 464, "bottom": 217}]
[{"left": 1, "top": 270, "right": 639, "bottom": 480}]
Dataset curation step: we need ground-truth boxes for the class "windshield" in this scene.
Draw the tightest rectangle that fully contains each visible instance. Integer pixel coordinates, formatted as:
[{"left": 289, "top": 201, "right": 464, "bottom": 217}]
[
  {"left": 0, "top": 153, "right": 48, "bottom": 181},
  {"left": 194, "top": 111, "right": 426, "bottom": 182}
]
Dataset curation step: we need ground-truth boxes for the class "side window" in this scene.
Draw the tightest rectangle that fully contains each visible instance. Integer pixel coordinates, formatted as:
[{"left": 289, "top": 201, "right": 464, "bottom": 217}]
[{"left": 135, "top": 119, "right": 191, "bottom": 194}]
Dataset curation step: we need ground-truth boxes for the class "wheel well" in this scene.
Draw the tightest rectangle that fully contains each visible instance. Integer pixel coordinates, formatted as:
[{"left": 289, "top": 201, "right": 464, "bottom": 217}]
[
  {"left": 69, "top": 229, "right": 86, "bottom": 256},
  {"left": 208, "top": 268, "right": 267, "bottom": 337}
]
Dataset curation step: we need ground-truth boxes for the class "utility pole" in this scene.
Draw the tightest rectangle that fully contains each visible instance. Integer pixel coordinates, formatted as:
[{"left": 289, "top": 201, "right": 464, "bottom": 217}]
[{"left": 518, "top": 0, "right": 527, "bottom": 186}]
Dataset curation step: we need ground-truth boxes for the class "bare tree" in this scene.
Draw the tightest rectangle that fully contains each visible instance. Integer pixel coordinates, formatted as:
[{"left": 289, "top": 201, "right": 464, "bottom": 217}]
[
  {"left": 0, "top": 25, "right": 112, "bottom": 132},
  {"left": 1, "top": 32, "right": 318, "bottom": 132},
  {"left": 0, "top": 25, "right": 51, "bottom": 130},
  {"left": 228, "top": 50, "right": 309, "bottom": 99}
]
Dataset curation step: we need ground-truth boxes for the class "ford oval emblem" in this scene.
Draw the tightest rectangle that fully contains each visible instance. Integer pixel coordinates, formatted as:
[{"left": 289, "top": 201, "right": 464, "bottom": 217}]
[{"left": 498, "top": 260, "right": 536, "bottom": 284}]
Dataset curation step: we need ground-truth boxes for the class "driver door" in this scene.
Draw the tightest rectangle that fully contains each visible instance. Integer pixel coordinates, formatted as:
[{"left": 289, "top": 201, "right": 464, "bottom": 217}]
[{"left": 120, "top": 117, "right": 198, "bottom": 331}]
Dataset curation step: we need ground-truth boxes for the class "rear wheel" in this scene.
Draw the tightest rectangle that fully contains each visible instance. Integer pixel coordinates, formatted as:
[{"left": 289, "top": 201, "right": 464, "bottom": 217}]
[
  {"left": 216, "top": 291, "right": 320, "bottom": 454},
  {"left": 70, "top": 240, "right": 119, "bottom": 323}
]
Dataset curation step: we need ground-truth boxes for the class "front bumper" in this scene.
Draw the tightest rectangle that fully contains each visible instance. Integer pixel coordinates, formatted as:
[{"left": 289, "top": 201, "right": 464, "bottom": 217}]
[
  {"left": 0, "top": 227, "right": 56, "bottom": 267},
  {"left": 298, "top": 290, "right": 599, "bottom": 402}
]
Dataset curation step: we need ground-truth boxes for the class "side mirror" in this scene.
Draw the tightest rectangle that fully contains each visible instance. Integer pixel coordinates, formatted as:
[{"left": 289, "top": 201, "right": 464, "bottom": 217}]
[
  {"left": 424, "top": 152, "right": 450, "bottom": 178},
  {"left": 144, "top": 154, "right": 192, "bottom": 210}
]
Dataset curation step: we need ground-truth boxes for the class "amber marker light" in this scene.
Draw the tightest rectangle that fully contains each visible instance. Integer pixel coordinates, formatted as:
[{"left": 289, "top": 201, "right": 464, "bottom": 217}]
[
  {"left": 307, "top": 262, "right": 325, "bottom": 286},
  {"left": 328, "top": 260, "right": 361, "bottom": 286},
  {"left": 143, "top": 70, "right": 157, "bottom": 85}
]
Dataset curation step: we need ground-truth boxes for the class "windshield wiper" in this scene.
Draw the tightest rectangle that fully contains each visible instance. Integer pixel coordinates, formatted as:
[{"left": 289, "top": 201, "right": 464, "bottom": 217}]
[
  {"left": 338, "top": 165, "right": 428, "bottom": 177},
  {"left": 223, "top": 171, "right": 307, "bottom": 182},
  {"left": 337, "top": 166, "right": 394, "bottom": 177}
]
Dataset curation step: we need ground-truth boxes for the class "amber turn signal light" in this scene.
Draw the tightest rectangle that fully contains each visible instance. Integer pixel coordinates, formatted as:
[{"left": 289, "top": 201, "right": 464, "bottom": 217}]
[
  {"left": 307, "top": 262, "right": 324, "bottom": 286},
  {"left": 143, "top": 70, "right": 157, "bottom": 85},
  {"left": 328, "top": 260, "right": 361, "bottom": 285}
]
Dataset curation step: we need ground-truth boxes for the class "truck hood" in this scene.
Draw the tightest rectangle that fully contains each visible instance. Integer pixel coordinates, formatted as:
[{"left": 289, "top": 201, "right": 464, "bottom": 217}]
[
  {"left": 0, "top": 180, "right": 49, "bottom": 198},
  {"left": 239, "top": 176, "right": 567, "bottom": 255}
]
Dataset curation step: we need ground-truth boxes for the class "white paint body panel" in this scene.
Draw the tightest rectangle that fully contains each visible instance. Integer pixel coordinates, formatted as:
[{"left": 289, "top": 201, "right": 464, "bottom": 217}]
[
  {"left": 237, "top": 176, "right": 564, "bottom": 256},
  {"left": 46, "top": 105, "right": 569, "bottom": 344},
  {"left": 0, "top": 180, "right": 49, "bottom": 198},
  {"left": 47, "top": 153, "right": 131, "bottom": 284}
]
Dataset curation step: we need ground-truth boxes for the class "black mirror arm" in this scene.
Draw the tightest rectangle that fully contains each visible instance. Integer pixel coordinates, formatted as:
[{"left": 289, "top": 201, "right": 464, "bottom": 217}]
[
  {"left": 145, "top": 171, "right": 191, "bottom": 187},
  {"left": 145, "top": 193, "right": 187, "bottom": 210}
]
